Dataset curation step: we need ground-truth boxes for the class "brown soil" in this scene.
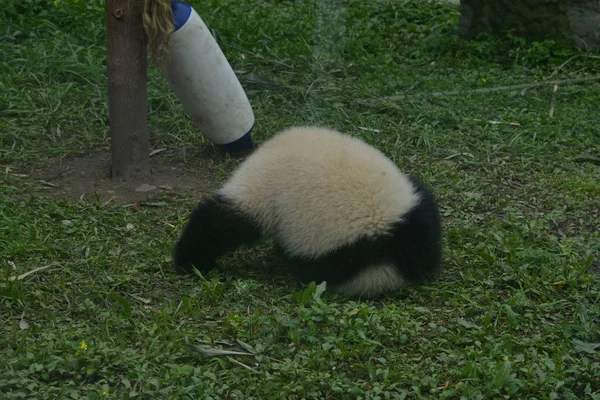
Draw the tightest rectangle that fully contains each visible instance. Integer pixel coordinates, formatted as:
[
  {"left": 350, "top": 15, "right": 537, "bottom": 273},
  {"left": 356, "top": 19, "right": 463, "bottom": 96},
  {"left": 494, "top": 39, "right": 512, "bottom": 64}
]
[{"left": 23, "top": 148, "right": 237, "bottom": 204}]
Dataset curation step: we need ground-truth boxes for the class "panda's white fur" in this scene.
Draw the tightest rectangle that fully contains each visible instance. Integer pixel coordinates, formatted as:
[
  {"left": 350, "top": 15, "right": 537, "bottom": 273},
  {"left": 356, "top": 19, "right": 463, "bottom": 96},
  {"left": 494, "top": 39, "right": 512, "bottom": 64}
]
[
  {"left": 174, "top": 126, "right": 442, "bottom": 298},
  {"left": 219, "top": 127, "right": 420, "bottom": 260},
  {"left": 330, "top": 263, "right": 405, "bottom": 298}
]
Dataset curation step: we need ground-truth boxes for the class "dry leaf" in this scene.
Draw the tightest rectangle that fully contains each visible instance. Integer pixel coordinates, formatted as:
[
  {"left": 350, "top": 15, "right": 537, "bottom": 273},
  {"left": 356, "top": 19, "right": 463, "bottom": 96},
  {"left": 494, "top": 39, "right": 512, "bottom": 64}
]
[
  {"left": 135, "top": 184, "right": 157, "bottom": 193},
  {"left": 129, "top": 294, "right": 151, "bottom": 304},
  {"left": 8, "top": 265, "right": 53, "bottom": 281},
  {"left": 19, "top": 313, "right": 29, "bottom": 330},
  {"left": 149, "top": 148, "right": 167, "bottom": 157},
  {"left": 39, "top": 180, "right": 59, "bottom": 188}
]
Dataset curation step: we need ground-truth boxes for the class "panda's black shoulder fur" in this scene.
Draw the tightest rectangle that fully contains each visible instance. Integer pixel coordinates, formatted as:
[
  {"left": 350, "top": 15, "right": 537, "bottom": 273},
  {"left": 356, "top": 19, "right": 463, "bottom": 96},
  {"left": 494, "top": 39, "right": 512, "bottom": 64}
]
[{"left": 173, "top": 194, "right": 261, "bottom": 274}]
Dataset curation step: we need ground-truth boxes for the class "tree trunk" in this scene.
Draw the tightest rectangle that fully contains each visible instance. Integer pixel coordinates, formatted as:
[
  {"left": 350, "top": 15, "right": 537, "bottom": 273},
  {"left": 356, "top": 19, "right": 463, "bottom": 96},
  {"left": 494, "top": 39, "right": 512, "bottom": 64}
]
[
  {"left": 106, "top": 0, "right": 150, "bottom": 179},
  {"left": 459, "top": 0, "right": 600, "bottom": 51}
]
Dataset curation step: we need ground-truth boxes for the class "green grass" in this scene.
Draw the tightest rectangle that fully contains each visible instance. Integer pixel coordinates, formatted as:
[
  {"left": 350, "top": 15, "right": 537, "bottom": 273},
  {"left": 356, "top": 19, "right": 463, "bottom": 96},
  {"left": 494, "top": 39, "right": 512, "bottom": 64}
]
[{"left": 1, "top": 0, "right": 599, "bottom": 398}]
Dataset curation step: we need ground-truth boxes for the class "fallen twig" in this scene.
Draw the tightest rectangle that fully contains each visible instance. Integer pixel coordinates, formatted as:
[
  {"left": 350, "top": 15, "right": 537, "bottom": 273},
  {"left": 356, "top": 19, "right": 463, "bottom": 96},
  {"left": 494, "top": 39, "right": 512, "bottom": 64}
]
[
  {"left": 190, "top": 344, "right": 255, "bottom": 358},
  {"left": 366, "top": 76, "right": 600, "bottom": 104},
  {"left": 573, "top": 154, "right": 600, "bottom": 164},
  {"left": 464, "top": 118, "right": 521, "bottom": 127}
]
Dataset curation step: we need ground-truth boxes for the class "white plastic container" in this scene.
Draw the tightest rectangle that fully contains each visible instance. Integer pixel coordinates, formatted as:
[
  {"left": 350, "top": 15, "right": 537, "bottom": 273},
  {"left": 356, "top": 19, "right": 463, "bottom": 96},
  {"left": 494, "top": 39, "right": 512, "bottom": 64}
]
[{"left": 166, "top": 1, "right": 255, "bottom": 153}]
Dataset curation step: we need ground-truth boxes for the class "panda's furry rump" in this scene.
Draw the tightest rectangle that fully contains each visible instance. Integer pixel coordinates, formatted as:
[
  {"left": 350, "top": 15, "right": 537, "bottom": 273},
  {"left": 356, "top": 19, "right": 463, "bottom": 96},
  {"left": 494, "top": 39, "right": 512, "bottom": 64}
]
[{"left": 174, "top": 126, "right": 442, "bottom": 298}]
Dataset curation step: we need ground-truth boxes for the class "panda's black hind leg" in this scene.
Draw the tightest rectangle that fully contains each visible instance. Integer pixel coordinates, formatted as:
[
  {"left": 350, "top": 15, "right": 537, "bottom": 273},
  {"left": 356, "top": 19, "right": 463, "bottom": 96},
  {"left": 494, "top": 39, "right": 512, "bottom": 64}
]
[{"left": 173, "top": 194, "right": 261, "bottom": 275}]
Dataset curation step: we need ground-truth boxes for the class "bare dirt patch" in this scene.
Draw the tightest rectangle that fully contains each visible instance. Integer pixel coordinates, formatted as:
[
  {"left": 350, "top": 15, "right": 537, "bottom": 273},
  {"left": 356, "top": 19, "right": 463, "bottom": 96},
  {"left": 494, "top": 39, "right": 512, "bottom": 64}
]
[{"left": 23, "top": 148, "right": 237, "bottom": 204}]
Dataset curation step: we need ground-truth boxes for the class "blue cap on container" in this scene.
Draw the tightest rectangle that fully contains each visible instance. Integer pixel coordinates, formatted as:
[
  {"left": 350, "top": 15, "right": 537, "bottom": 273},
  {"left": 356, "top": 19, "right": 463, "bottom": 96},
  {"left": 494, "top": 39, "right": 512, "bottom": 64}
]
[
  {"left": 171, "top": 1, "right": 192, "bottom": 31},
  {"left": 222, "top": 124, "right": 256, "bottom": 154}
]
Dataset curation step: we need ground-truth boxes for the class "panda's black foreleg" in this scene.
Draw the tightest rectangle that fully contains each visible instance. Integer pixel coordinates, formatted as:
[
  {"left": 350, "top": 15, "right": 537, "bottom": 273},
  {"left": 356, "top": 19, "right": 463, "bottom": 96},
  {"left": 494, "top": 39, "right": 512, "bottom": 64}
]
[{"left": 173, "top": 194, "right": 261, "bottom": 275}]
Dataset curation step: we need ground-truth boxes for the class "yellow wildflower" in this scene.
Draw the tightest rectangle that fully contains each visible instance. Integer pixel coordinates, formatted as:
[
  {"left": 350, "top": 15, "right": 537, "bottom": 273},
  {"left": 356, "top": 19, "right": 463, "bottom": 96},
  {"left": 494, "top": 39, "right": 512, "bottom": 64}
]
[{"left": 80, "top": 341, "right": 88, "bottom": 351}]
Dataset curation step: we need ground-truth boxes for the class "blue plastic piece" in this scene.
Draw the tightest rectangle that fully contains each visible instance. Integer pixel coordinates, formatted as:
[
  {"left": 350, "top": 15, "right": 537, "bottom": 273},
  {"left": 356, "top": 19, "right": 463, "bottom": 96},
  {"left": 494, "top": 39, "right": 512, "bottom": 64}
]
[
  {"left": 222, "top": 125, "right": 255, "bottom": 154},
  {"left": 171, "top": 1, "right": 192, "bottom": 31}
]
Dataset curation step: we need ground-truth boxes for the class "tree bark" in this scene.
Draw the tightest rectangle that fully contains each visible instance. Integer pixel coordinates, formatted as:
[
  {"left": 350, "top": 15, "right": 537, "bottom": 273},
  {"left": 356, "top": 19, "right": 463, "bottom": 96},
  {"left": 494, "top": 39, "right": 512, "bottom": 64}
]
[{"left": 106, "top": 0, "right": 150, "bottom": 179}]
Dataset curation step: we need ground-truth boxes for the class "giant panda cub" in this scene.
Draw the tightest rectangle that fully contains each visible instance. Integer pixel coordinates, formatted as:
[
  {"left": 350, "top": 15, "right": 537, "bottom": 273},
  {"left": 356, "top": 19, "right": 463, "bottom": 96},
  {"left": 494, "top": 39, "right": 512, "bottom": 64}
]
[{"left": 174, "top": 126, "right": 442, "bottom": 298}]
